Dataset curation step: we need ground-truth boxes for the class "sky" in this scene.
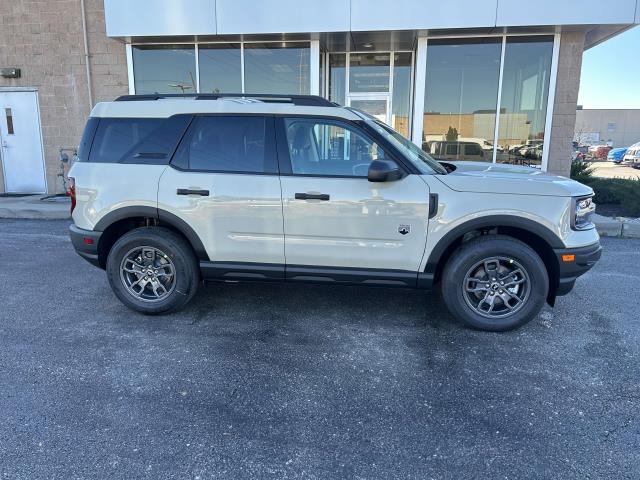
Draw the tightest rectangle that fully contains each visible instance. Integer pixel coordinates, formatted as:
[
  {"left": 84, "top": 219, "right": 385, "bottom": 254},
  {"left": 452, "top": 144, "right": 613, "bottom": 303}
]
[{"left": 578, "top": 26, "right": 640, "bottom": 109}]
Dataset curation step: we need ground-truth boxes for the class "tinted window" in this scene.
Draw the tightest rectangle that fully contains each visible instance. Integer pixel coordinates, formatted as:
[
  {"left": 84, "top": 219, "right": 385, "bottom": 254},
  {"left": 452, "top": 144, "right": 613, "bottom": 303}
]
[
  {"left": 464, "top": 143, "right": 483, "bottom": 156},
  {"left": 77, "top": 117, "right": 99, "bottom": 162},
  {"left": 90, "top": 118, "right": 162, "bottom": 163},
  {"left": 198, "top": 43, "right": 242, "bottom": 93},
  {"left": 88, "top": 117, "right": 191, "bottom": 164},
  {"left": 445, "top": 144, "right": 458, "bottom": 156},
  {"left": 244, "top": 43, "right": 310, "bottom": 95},
  {"left": 283, "top": 118, "right": 386, "bottom": 177},
  {"left": 132, "top": 45, "right": 196, "bottom": 94},
  {"left": 422, "top": 38, "right": 501, "bottom": 162},
  {"left": 174, "top": 116, "right": 274, "bottom": 173}
]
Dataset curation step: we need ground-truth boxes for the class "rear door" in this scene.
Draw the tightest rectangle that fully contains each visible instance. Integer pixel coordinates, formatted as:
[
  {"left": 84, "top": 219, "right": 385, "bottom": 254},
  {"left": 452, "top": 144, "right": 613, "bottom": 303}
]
[
  {"left": 158, "top": 115, "right": 285, "bottom": 276},
  {"left": 277, "top": 116, "right": 430, "bottom": 283}
]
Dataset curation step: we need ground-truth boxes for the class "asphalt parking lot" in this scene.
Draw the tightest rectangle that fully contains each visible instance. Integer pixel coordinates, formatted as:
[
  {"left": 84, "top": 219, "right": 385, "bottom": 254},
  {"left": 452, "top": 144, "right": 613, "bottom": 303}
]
[{"left": 1, "top": 219, "right": 638, "bottom": 479}]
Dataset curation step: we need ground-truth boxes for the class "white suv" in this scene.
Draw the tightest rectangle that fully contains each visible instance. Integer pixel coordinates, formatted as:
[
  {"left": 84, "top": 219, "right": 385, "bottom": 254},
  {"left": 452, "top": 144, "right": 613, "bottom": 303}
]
[{"left": 68, "top": 94, "right": 601, "bottom": 331}]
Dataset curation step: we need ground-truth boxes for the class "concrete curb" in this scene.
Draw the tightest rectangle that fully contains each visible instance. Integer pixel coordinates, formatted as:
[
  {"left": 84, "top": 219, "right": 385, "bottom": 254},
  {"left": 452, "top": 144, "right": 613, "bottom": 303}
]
[
  {"left": 593, "top": 214, "right": 640, "bottom": 239},
  {"left": 0, "top": 195, "right": 70, "bottom": 220}
]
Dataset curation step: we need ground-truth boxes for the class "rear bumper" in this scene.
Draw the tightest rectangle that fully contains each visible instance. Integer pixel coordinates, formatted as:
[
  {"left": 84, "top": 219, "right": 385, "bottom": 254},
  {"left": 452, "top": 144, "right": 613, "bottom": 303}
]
[
  {"left": 69, "top": 224, "right": 102, "bottom": 268},
  {"left": 553, "top": 240, "right": 602, "bottom": 296}
]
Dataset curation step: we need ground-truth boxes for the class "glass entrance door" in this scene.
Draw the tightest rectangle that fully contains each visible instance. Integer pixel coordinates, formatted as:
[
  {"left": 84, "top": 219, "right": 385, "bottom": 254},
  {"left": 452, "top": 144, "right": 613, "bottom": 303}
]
[
  {"left": 347, "top": 95, "right": 390, "bottom": 124},
  {"left": 327, "top": 51, "right": 413, "bottom": 138}
]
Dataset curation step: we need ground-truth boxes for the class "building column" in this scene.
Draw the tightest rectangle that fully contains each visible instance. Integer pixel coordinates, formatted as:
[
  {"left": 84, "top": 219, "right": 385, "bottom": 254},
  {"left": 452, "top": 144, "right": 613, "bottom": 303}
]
[{"left": 546, "top": 31, "right": 586, "bottom": 177}]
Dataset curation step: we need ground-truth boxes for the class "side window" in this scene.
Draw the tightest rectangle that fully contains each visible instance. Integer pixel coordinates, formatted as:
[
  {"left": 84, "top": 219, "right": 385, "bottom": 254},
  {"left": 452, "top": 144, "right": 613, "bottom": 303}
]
[
  {"left": 173, "top": 116, "right": 275, "bottom": 173},
  {"left": 89, "top": 118, "right": 162, "bottom": 163},
  {"left": 88, "top": 116, "right": 190, "bottom": 164},
  {"left": 465, "top": 143, "right": 483, "bottom": 157},
  {"left": 283, "top": 118, "right": 387, "bottom": 177},
  {"left": 445, "top": 143, "right": 458, "bottom": 156}
]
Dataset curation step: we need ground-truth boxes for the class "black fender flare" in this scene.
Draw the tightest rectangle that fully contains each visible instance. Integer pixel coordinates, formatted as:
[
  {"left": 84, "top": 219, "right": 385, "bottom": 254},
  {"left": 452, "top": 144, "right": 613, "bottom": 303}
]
[
  {"left": 93, "top": 206, "right": 209, "bottom": 261},
  {"left": 424, "top": 215, "right": 565, "bottom": 275}
]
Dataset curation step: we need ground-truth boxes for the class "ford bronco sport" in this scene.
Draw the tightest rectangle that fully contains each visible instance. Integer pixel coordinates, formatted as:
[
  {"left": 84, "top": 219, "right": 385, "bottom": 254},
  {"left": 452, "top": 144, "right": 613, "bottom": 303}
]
[{"left": 68, "top": 94, "right": 601, "bottom": 331}]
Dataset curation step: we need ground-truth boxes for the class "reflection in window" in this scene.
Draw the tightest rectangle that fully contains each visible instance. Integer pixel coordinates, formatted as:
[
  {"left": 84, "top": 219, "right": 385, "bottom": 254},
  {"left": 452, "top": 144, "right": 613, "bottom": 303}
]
[
  {"left": 329, "top": 54, "right": 346, "bottom": 105},
  {"left": 349, "top": 53, "right": 390, "bottom": 93},
  {"left": 284, "top": 118, "right": 384, "bottom": 176},
  {"left": 496, "top": 37, "right": 553, "bottom": 167},
  {"left": 244, "top": 43, "right": 310, "bottom": 95},
  {"left": 198, "top": 43, "right": 242, "bottom": 93},
  {"left": 132, "top": 45, "right": 196, "bottom": 94},
  {"left": 422, "top": 39, "right": 501, "bottom": 161},
  {"left": 392, "top": 52, "right": 412, "bottom": 138}
]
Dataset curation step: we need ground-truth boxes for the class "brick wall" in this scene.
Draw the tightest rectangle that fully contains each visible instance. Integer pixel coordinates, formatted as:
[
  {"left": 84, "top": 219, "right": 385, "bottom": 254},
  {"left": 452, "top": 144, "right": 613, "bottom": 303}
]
[
  {"left": 546, "top": 31, "right": 585, "bottom": 177},
  {"left": 0, "top": 0, "right": 128, "bottom": 194}
]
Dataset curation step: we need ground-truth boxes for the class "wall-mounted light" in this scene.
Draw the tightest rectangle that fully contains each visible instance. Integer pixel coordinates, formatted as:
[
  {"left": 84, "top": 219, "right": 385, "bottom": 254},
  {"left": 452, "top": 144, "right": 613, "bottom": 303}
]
[{"left": 1, "top": 68, "right": 20, "bottom": 78}]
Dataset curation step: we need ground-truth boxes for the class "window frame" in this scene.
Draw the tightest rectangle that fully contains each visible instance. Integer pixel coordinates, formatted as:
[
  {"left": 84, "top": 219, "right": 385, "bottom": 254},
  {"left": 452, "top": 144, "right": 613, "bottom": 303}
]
[
  {"left": 169, "top": 113, "right": 278, "bottom": 175},
  {"left": 275, "top": 115, "right": 409, "bottom": 179}
]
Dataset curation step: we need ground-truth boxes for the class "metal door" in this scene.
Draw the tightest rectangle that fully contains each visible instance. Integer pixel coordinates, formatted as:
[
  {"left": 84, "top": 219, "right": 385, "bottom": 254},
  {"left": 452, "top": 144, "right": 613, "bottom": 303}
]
[{"left": 0, "top": 90, "right": 47, "bottom": 193}]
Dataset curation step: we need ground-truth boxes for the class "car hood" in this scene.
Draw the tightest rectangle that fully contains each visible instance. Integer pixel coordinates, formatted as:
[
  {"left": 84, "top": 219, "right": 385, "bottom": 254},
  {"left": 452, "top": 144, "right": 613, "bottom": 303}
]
[{"left": 436, "top": 161, "right": 593, "bottom": 197}]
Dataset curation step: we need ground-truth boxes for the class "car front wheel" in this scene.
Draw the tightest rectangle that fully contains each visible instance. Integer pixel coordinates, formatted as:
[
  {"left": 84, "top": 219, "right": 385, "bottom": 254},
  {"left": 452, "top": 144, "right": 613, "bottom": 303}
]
[{"left": 441, "top": 235, "right": 549, "bottom": 331}]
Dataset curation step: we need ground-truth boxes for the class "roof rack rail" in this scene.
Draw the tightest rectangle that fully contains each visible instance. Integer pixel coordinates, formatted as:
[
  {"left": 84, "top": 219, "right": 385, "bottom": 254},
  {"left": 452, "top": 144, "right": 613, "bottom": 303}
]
[{"left": 114, "top": 93, "right": 337, "bottom": 107}]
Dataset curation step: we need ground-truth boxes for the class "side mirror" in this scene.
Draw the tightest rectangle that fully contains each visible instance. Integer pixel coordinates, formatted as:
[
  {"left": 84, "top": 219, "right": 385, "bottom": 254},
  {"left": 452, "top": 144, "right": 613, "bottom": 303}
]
[{"left": 368, "top": 159, "right": 403, "bottom": 182}]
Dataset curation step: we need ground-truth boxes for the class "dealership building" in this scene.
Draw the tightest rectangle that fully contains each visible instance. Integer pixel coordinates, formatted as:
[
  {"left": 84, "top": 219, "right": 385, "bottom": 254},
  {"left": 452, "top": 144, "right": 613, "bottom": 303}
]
[{"left": 0, "top": 0, "right": 639, "bottom": 194}]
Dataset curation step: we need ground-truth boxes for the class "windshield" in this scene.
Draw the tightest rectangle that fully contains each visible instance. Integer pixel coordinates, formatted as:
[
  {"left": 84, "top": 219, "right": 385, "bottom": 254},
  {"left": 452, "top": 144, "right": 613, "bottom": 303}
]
[{"left": 366, "top": 119, "right": 448, "bottom": 175}]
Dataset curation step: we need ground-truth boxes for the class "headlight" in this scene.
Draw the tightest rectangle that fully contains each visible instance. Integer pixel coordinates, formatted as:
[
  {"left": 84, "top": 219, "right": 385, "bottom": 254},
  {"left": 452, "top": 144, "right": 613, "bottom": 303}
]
[{"left": 571, "top": 195, "right": 596, "bottom": 230}]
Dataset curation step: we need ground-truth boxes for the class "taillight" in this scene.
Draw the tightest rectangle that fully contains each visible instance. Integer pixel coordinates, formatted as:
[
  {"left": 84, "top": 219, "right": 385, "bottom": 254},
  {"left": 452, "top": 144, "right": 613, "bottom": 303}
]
[{"left": 67, "top": 177, "right": 76, "bottom": 214}]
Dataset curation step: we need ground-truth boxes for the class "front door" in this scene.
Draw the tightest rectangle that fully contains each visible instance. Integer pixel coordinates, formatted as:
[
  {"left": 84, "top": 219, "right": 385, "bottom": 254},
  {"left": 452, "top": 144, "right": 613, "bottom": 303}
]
[
  {"left": 278, "top": 116, "right": 430, "bottom": 281},
  {"left": 0, "top": 90, "right": 46, "bottom": 193}
]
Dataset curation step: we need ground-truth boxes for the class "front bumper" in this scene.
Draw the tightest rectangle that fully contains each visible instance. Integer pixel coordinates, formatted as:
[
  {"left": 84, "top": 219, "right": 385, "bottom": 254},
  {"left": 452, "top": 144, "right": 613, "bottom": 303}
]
[
  {"left": 69, "top": 224, "right": 102, "bottom": 268},
  {"left": 553, "top": 240, "right": 602, "bottom": 296}
]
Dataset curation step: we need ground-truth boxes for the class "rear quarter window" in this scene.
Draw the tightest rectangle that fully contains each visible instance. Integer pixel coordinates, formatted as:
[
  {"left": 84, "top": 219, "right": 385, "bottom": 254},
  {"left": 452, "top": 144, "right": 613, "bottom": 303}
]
[{"left": 88, "top": 116, "right": 191, "bottom": 164}]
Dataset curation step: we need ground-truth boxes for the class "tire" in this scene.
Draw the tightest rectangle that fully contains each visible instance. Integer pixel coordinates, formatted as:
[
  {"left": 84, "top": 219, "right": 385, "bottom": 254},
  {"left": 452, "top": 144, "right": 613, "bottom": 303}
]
[
  {"left": 106, "top": 226, "right": 200, "bottom": 314},
  {"left": 440, "top": 235, "right": 549, "bottom": 332}
]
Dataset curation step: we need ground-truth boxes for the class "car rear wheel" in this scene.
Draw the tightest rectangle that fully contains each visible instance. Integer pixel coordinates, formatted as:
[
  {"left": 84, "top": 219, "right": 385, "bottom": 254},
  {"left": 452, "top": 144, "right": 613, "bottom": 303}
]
[
  {"left": 441, "top": 235, "right": 549, "bottom": 331},
  {"left": 106, "top": 227, "right": 200, "bottom": 314}
]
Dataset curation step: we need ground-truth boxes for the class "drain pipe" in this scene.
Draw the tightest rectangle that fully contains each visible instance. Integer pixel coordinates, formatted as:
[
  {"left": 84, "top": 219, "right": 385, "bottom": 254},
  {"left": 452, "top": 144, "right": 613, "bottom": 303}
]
[{"left": 80, "top": 0, "right": 93, "bottom": 109}]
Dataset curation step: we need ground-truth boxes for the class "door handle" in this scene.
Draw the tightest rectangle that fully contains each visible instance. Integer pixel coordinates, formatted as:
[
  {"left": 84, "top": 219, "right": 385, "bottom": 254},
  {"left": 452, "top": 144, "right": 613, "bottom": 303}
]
[
  {"left": 177, "top": 188, "right": 209, "bottom": 196},
  {"left": 295, "top": 193, "right": 330, "bottom": 201}
]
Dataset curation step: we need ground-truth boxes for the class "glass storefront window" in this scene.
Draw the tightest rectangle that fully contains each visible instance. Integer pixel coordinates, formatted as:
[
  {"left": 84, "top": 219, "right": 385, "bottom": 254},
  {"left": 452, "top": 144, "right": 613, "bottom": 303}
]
[
  {"left": 349, "top": 53, "right": 390, "bottom": 93},
  {"left": 244, "top": 43, "right": 310, "bottom": 95},
  {"left": 198, "top": 43, "right": 242, "bottom": 93},
  {"left": 496, "top": 37, "right": 553, "bottom": 167},
  {"left": 132, "top": 45, "right": 196, "bottom": 94},
  {"left": 392, "top": 52, "right": 412, "bottom": 138},
  {"left": 329, "top": 54, "right": 346, "bottom": 104},
  {"left": 422, "top": 38, "right": 501, "bottom": 161}
]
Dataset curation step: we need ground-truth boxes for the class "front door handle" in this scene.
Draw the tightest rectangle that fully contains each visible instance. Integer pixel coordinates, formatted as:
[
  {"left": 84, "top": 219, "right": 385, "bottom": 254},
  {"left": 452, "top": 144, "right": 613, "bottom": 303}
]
[
  {"left": 295, "top": 193, "right": 330, "bottom": 201},
  {"left": 177, "top": 188, "right": 209, "bottom": 196}
]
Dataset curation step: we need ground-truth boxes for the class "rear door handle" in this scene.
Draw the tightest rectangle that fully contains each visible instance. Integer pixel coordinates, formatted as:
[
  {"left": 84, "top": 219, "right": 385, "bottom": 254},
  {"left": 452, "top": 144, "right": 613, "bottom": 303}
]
[
  {"left": 177, "top": 188, "right": 209, "bottom": 196},
  {"left": 295, "top": 193, "right": 330, "bottom": 201}
]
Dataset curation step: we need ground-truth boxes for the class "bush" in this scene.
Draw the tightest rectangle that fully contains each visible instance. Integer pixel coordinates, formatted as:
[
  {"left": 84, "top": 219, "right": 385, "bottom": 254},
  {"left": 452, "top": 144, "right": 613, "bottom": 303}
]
[
  {"left": 570, "top": 159, "right": 594, "bottom": 180},
  {"left": 570, "top": 160, "right": 640, "bottom": 217}
]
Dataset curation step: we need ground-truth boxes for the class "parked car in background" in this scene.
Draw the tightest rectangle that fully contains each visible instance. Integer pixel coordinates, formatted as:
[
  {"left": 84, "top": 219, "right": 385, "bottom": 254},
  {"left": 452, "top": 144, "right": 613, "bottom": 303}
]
[
  {"left": 623, "top": 142, "right": 640, "bottom": 168},
  {"left": 587, "top": 145, "right": 612, "bottom": 160},
  {"left": 607, "top": 147, "right": 627, "bottom": 164},
  {"left": 428, "top": 141, "right": 486, "bottom": 161}
]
